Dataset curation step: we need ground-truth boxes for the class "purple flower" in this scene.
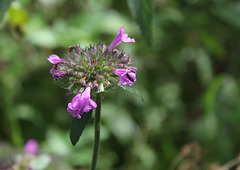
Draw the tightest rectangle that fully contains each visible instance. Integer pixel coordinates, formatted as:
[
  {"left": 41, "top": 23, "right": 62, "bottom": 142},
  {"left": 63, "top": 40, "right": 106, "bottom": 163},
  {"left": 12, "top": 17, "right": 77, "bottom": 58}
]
[
  {"left": 108, "top": 27, "right": 135, "bottom": 50},
  {"left": 67, "top": 87, "right": 97, "bottom": 119},
  {"left": 53, "top": 71, "right": 66, "bottom": 80},
  {"left": 24, "top": 139, "right": 39, "bottom": 155},
  {"left": 49, "top": 67, "right": 56, "bottom": 74},
  {"left": 47, "top": 54, "right": 62, "bottom": 64},
  {"left": 48, "top": 55, "right": 63, "bottom": 74},
  {"left": 114, "top": 67, "right": 137, "bottom": 86}
]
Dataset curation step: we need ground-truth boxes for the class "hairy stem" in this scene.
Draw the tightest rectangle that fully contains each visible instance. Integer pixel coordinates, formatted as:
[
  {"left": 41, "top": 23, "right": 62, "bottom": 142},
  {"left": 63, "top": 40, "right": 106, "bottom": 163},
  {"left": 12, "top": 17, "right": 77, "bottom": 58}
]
[{"left": 91, "top": 93, "right": 102, "bottom": 170}]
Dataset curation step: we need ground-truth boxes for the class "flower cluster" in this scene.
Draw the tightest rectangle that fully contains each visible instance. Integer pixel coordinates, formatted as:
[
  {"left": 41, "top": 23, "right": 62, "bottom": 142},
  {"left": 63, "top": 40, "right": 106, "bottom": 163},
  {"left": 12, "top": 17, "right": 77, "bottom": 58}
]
[
  {"left": 0, "top": 140, "right": 39, "bottom": 170},
  {"left": 48, "top": 27, "right": 137, "bottom": 119}
]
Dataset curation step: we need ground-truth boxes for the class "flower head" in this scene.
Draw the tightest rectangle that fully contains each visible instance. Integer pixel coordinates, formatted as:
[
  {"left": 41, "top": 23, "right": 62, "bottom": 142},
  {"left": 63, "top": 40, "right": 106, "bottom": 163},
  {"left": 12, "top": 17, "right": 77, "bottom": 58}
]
[
  {"left": 67, "top": 87, "right": 97, "bottom": 119},
  {"left": 47, "top": 54, "right": 62, "bottom": 64},
  {"left": 48, "top": 27, "right": 137, "bottom": 117},
  {"left": 24, "top": 139, "right": 39, "bottom": 155},
  {"left": 108, "top": 27, "right": 135, "bottom": 50},
  {"left": 114, "top": 66, "right": 137, "bottom": 86}
]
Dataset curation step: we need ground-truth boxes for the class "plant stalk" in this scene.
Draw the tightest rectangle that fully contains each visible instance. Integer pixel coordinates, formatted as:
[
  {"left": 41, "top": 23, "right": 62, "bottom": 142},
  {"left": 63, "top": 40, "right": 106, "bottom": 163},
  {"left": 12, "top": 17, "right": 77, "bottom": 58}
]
[{"left": 91, "top": 93, "right": 102, "bottom": 170}]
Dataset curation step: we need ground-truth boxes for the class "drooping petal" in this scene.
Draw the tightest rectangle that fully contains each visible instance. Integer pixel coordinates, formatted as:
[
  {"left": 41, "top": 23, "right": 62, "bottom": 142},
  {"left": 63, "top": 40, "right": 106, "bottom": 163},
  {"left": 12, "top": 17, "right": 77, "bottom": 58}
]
[
  {"left": 47, "top": 54, "right": 62, "bottom": 64},
  {"left": 67, "top": 104, "right": 79, "bottom": 118},
  {"left": 88, "top": 99, "right": 97, "bottom": 109},
  {"left": 108, "top": 27, "right": 135, "bottom": 50},
  {"left": 83, "top": 105, "right": 92, "bottom": 113},
  {"left": 119, "top": 76, "right": 129, "bottom": 85}
]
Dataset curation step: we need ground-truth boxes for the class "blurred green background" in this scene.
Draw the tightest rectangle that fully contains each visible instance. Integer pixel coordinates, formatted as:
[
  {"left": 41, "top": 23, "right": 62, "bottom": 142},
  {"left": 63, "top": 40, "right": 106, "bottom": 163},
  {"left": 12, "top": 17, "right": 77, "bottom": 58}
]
[{"left": 1, "top": 0, "right": 240, "bottom": 169}]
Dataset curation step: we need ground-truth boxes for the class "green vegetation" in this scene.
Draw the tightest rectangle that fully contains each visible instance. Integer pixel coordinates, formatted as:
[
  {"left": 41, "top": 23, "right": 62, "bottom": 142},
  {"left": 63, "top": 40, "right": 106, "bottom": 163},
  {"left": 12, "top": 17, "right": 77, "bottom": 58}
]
[{"left": 1, "top": 0, "right": 240, "bottom": 169}]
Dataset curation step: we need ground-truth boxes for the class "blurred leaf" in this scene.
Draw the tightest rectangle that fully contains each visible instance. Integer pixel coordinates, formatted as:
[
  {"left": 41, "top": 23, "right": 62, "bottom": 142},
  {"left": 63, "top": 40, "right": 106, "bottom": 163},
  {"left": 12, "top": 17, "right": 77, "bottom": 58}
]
[
  {"left": 127, "top": 0, "right": 153, "bottom": 46},
  {"left": 194, "top": 48, "right": 213, "bottom": 85},
  {"left": 25, "top": 27, "right": 57, "bottom": 48},
  {"left": 66, "top": 148, "right": 92, "bottom": 167},
  {"left": 0, "top": 0, "right": 14, "bottom": 22},
  {"left": 213, "top": 6, "right": 240, "bottom": 28},
  {"left": 159, "top": 7, "right": 184, "bottom": 24},
  {"left": 8, "top": 4, "right": 29, "bottom": 27},
  {"left": 30, "top": 154, "right": 51, "bottom": 170},
  {"left": 45, "top": 128, "right": 71, "bottom": 155},
  {"left": 118, "top": 84, "right": 144, "bottom": 101},
  {"left": 198, "top": 31, "right": 225, "bottom": 57},
  {"left": 70, "top": 110, "right": 93, "bottom": 146},
  {"left": 133, "top": 141, "right": 156, "bottom": 169},
  {"left": 204, "top": 75, "right": 225, "bottom": 115},
  {"left": 102, "top": 103, "right": 136, "bottom": 144}
]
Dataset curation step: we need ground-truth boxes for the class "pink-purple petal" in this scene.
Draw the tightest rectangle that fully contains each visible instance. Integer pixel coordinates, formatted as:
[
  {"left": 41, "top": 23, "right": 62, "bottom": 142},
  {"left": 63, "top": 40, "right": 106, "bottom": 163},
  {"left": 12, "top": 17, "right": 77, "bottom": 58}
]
[
  {"left": 115, "top": 67, "right": 137, "bottom": 86},
  {"left": 126, "top": 66, "right": 137, "bottom": 73},
  {"left": 67, "top": 87, "right": 97, "bottom": 119},
  {"left": 50, "top": 67, "right": 55, "bottom": 74},
  {"left": 114, "top": 69, "right": 128, "bottom": 76},
  {"left": 119, "top": 76, "right": 128, "bottom": 85},
  {"left": 47, "top": 54, "right": 62, "bottom": 64},
  {"left": 108, "top": 27, "right": 135, "bottom": 50},
  {"left": 89, "top": 99, "right": 98, "bottom": 109},
  {"left": 122, "top": 33, "right": 135, "bottom": 42},
  {"left": 83, "top": 105, "right": 93, "bottom": 113},
  {"left": 82, "top": 87, "right": 91, "bottom": 99},
  {"left": 118, "top": 26, "right": 124, "bottom": 34},
  {"left": 53, "top": 71, "right": 67, "bottom": 80}
]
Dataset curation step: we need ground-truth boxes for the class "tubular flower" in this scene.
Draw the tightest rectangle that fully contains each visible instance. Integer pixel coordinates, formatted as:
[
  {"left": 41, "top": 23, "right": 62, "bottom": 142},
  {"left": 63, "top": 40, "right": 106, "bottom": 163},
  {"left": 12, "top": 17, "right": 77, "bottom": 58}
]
[
  {"left": 114, "top": 67, "right": 137, "bottom": 86},
  {"left": 108, "top": 27, "right": 135, "bottom": 50},
  {"left": 67, "top": 87, "right": 97, "bottom": 119}
]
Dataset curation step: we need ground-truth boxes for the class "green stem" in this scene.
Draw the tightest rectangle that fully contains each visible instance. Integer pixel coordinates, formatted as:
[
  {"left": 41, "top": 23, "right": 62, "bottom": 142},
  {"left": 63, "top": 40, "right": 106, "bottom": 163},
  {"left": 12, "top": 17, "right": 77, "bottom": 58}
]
[
  {"left": 4, "top": 97, "right": 23, "bottom": 147},
  {"left": 91, "top": 93, "right": 102, "bottom": 170},
  {"left": 8, "top": 108, "right": 23, "bottom": 146}
]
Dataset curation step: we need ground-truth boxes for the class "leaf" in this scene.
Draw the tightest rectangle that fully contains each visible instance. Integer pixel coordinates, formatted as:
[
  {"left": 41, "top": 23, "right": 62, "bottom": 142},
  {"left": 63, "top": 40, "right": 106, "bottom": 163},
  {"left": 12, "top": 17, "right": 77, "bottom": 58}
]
[
  {"left": 204, "top": 75, "right": 225, "bottom": 116},
  {"left": 70, "top": 110, "right": 93, "bottom": 146},
  {"left": 127, "top": 0, "right": 153, "bottom": 46},
  {"left": 30, "top": 154, "right": 51, "bottom": 170},
  {"left": 118, "top": 84, "right": 144, "bottom": 101},
  {"left": 0, "top": 0, "right": 14, "bottom": 22}
]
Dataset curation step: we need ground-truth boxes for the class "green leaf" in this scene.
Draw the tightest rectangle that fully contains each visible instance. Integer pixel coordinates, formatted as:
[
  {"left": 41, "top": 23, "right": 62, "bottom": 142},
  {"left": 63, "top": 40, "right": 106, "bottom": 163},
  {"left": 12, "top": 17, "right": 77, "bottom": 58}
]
[
  {"left": 30, "top": 154, "right": 51, "bottom": 170},
  {"left": 0, "top": 0, "right": 14, "bottom": 22},
  {"left": 118, "top": 84, "right": 144, "bottom": 101},
  {"left": 127, "top": 0, "right": 153, "bottom": 46},
  {"left": 70, "top": 110, "right": 93, "bottom": 146},
  {"left": 204, "top": 75, "right": 225, "bottom": 116}
]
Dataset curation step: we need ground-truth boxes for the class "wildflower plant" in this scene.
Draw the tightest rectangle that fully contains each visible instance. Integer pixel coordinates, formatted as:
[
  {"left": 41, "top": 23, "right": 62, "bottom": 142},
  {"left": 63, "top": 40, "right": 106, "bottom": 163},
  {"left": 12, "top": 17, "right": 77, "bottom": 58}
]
[{"left": 47, "top": 27, "right": 142, "bottom": 170}]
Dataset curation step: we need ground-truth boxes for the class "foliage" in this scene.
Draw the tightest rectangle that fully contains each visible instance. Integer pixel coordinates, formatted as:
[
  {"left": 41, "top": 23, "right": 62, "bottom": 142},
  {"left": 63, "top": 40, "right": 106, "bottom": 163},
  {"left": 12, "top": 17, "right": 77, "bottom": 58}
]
[{"left": 1, "top": 0, "right": 240, "bottom": 169}]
